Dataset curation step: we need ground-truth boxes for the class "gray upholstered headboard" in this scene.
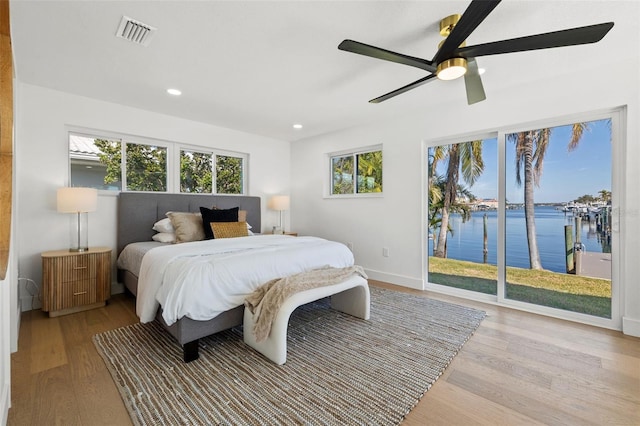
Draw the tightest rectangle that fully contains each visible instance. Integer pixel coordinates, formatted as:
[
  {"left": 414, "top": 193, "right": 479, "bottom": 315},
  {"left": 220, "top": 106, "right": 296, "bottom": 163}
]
[{"left": 117, "top": 192, "right": 261, "bottom": 255}]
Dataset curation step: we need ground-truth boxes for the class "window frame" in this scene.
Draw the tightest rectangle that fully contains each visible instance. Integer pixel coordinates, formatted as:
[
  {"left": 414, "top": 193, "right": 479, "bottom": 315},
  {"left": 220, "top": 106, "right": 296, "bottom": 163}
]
[
  {"left": 178, "top": 147, "right": 214, "bottom": 194},
  {"left": 122, "top": 138, "right": 171, "bottom": 193},
  {"left": 213, "top": 152, "right": 247, "bottom": 195},
  {"left": 68, "top": 130, "right": 125, "bottom": 192},
  {"left": 67, "top": 127, "right": 249, "bottom": 195},
  {"left": 325, "top": 144, "right": 383, "bottom": 198},
  {"left": 177, "top": 144, "right": 248, "bottom": 195}
]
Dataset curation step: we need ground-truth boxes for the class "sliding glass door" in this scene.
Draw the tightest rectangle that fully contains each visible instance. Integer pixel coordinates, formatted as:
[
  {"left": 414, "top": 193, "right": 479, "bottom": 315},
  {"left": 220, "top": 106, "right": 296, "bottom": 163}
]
[
  {"left": 504, "top": 118, "right": 613, "bottom": 318},
  {"left": 427, "top": 111, "right": 620, "bottom": 327},
  {"left": 427, "top": 137, "right": 498, "bottom": 296}
]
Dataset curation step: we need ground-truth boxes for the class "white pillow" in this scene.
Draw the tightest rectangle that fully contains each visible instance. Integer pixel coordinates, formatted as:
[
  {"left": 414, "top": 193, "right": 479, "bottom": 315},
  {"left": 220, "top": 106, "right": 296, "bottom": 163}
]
[
  {"left": 152, "top": 232, "right": 176, "bottom": 243},
  {"left": 152, "top": 218, "right": 174, "bottom": 233},
  {"left": 246, "top": 222, "right": 252, "bottom": 230}
]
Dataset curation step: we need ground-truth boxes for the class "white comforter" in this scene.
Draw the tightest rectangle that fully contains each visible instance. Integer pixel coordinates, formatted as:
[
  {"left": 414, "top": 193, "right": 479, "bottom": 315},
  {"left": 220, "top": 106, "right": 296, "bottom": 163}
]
[{"left": 136, "top": 235, "right": 354, "bottom": 325}]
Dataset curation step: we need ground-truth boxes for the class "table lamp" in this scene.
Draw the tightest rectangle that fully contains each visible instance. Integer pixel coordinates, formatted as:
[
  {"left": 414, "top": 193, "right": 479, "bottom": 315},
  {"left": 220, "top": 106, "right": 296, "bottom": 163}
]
[
  {"left": 57, "top": 187, "right": 98, "bottom": 252},
  {"left": 268, "top": 195, "right": 290, "bottom": 234}
]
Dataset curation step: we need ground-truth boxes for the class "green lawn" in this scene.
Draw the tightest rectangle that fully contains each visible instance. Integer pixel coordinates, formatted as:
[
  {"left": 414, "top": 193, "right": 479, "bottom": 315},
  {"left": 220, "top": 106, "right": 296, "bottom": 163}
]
[{"left": 428, "top": 257, "right": 611, "bottom": 318}]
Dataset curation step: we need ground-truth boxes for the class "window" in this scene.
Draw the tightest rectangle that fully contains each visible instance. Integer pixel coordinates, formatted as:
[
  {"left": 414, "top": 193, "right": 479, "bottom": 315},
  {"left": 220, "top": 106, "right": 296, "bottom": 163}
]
[
  {"left": 126, "top": 142, "right": 167, "bottom": 192},
  {"left": 215, "top": 155, "right": 244, "bottom": 194},
  {"left": 179, "top": 150, "right": 245, "bottom": 194},
  {"left": 331, "top": 155, "right": 354, "bottom": 195},
  {"left": 180, "top": 149, "right": 212, "bottom": 193},
  {"left": 69, "top": 134, "right": 122, "bottom": 191},
  {"left": 329, "top": 146, "right": 382, "bottom": 196},
  {"left": 69, "top": 131, "right": 248, "bottom": 194}
]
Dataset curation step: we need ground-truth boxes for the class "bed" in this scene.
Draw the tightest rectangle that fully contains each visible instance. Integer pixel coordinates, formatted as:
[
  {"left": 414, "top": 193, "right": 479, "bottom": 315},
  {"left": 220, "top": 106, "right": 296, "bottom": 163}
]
[{"left": 116, "top": 192, "right": 360, "bottom": 362}]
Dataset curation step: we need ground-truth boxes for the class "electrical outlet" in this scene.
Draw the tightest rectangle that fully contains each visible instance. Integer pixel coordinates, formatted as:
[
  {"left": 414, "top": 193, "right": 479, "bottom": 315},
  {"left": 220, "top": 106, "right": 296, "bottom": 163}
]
[
  {"left": 383, "top": 247, "right": 389, "bottom": 257},
  {"left": 346, "top": 242, "right": 354, "bottom": 251}
]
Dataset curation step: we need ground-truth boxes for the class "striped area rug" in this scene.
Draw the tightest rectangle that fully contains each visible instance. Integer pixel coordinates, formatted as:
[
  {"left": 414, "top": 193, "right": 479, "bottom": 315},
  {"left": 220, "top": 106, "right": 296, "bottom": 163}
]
[{"left": 93, "top": 287, "right": 485, "bottom": 425}]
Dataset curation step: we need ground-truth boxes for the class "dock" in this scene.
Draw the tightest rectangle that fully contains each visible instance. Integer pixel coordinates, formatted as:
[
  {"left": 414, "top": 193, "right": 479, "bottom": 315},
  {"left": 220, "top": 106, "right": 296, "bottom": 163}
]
[{"left": 577, "top": 251, "right": 611, "bottom": 280}]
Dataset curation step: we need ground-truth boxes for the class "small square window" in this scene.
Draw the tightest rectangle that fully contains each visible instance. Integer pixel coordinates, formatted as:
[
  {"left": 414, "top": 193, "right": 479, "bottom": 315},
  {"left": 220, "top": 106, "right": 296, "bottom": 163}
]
[{"left": 329, "top": 146, "right": 382, "bottom": 196}]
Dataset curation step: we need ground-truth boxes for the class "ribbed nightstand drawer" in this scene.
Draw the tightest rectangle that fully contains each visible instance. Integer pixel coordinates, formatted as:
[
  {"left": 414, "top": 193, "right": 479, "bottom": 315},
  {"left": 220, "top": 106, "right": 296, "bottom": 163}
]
[
  {"left": 62, "top": 255, "right": 96, "bottom": 281},
  {"left": 71, "top": 279, "right": 98, "bottom": 307},
  {"left": 50, "top": 279, "right": 98, "bottom": 311}
]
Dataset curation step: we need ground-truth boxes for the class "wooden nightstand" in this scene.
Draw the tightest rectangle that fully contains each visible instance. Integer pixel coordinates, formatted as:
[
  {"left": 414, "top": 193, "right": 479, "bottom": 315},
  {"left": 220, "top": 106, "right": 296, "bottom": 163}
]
[
  {"left": 41, "top": 247, "right": 111, "bottom": 317},
  {"left": 270, "top": 230, "right": 298, "bottom": 236}
]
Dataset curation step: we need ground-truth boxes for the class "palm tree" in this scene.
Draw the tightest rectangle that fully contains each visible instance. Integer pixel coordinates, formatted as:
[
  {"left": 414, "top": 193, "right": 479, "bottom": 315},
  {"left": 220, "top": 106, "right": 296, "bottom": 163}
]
[
  {"left": 429, "top": 174, "right": 475, "bottom": 256},
  {"left": 598, "top": 189, "right": 611, "bottom": 203},
  {"left": 432, "top": 141, "right": 484, "bottom": 258},
  {"left": 428, "top": 147, "right": 446, "bottom": 208},
  {"left": 509, "top": 123, "right": 589, "bottom": 270},
  {"left": 356, "top": 151, "right": 383, "bottom": 193}
]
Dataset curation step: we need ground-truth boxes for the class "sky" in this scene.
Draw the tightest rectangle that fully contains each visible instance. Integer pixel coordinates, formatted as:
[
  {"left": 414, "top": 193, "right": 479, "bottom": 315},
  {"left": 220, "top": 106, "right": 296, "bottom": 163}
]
[{"left": 431, "top": 118, "right": 612, "bottom": 204}]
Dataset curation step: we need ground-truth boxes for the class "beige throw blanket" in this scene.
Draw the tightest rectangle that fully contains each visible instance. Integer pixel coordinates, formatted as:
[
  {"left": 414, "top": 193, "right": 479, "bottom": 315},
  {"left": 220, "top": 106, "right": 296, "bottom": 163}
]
[{"left": 245, "top": 265, "right": 367, "bottom": 342}]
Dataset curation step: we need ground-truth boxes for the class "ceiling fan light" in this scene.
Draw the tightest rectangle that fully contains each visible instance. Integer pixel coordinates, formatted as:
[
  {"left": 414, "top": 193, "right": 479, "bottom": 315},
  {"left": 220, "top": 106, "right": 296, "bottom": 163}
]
[{"left": 436, "top": 58, "right": 468, "bottom": 81}]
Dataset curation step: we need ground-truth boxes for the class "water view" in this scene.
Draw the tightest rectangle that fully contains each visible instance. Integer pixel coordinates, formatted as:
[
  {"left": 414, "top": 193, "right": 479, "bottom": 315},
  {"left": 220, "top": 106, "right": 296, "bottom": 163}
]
[
  {"left": 428, "top": 206, "right": 610, "bottom": 273},
  {"left": 427, "top": 117, "right": 614, "bottom": 319}
]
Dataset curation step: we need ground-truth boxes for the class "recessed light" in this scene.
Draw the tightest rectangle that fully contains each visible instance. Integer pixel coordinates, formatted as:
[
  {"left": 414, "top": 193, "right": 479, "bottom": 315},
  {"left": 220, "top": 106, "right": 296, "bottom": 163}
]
[
  {"left": 167, "top": 88, "right": 182, "bottom": 96},
  {"left": 293, "top": 124, "right": 303, "bottom": 129}
]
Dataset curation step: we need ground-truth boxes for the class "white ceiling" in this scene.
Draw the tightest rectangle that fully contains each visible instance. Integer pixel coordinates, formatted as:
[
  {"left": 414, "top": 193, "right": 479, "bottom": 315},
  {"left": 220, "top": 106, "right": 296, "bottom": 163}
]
[{"left": 9, "top": 1, "right": 633, "bottom": 142}]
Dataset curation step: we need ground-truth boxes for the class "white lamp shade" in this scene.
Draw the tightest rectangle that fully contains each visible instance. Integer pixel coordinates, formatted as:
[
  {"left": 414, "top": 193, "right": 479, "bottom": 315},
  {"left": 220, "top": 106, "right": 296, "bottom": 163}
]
[
  {"left": 57, "top": 187, "right": 98, "bottom": 213},
  {"left": 268, "top": 195, "right": 290, "bottom": 211}
]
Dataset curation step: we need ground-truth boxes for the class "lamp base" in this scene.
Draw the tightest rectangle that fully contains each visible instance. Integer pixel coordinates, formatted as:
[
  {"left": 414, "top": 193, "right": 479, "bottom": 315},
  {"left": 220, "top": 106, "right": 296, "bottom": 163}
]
[
  {"left": 69, "top": 247, "right": 89, "bottom": 253},
  {"left": 69, "top": 212, "right": 90, "bottom": 253}
]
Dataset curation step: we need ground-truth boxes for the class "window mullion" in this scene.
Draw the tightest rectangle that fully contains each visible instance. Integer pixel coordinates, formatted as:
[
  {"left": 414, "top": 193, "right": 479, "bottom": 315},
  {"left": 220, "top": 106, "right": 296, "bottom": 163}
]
[
  {"left": 121, "top": 140, "right": 128, "bottom": 191},
  {"left": 353, "top": 153, "right": 357, "bottom": 195},
  {"left": 497, "top": 131, "right": 506, "bottom": 302},
  {"left": 212, "top": 154, "right": 218, "bottom": 194}
]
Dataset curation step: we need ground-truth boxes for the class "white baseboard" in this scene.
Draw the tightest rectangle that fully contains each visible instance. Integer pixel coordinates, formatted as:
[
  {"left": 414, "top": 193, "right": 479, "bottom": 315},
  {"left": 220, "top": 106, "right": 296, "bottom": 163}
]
[
  {"left": 13, "top": 294, "right": 20, "bottom": 353},
  {"left": 622, "top": 316, "right": 640, "bottom": 337},
  {"left": 364, "top": 269, "right": 424, "bottom": 290},
  {"left": 20, "top": 295, "right": 41, "bottom": 312}
]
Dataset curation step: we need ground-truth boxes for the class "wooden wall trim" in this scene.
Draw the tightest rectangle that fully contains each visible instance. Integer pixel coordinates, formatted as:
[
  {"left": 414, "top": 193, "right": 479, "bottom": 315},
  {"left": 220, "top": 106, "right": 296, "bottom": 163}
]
[{"left": 0, "top": 0, "right": 13, "bottom": 280}]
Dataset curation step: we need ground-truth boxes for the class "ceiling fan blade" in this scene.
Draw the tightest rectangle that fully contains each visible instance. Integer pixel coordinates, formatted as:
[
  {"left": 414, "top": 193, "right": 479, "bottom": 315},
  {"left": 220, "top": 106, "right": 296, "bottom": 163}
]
[
  {"left": 455, "top": 22, "right": 614, "bottom": 59},
  {"left": 338, "top": 39, "right": 437, "bottom": 73},
  {"left": 464, "top": 58, "right": 486, "bottom": 105},
  {"left": 432, "top": 0, "right": 501, "bottom": 64},
  {"left": 369, "top": 74, "right": 438, "bottom": 104}
]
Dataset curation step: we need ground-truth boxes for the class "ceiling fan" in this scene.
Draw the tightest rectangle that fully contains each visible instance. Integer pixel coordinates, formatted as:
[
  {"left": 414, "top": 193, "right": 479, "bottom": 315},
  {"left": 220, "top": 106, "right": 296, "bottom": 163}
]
[{"left": 338, "top": 0, "right": 614, "bottom": 105}]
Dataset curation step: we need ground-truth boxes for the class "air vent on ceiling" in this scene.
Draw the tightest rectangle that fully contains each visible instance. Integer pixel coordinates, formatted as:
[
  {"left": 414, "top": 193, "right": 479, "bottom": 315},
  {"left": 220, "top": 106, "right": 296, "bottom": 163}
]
[{"left": 116, "top": 16, "right": 157, "bottom": 46}]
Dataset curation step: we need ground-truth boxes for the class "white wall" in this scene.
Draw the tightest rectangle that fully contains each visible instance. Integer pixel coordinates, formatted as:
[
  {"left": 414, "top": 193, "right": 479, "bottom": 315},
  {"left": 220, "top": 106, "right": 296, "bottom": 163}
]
[
  {"left": 1, "top": 160, "right": 15, "bottom": 426},
  {"left": 14, "top": 83, "right": 291, "bottom": 310},
  {"left": 291, "top": 42, "right": 640, "bottom": 335},
  {"left": 0, "top": 268, "right": 9, "bottom": 426},
  {"left": 0, "top": 259, "right": 11, "bottom": 426}
]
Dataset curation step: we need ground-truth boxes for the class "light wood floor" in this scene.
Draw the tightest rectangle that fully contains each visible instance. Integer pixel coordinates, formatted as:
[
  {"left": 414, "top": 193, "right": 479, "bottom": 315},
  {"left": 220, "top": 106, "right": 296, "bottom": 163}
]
[{"left": 8, "top": 281, "right": 640, "bottom": 425}]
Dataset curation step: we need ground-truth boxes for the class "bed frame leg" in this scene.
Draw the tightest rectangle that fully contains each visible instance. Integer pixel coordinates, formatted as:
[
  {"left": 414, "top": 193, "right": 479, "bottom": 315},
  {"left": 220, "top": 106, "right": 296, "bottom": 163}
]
[{"left": 183, "top": 339, "right": 200, "bottom": 363}]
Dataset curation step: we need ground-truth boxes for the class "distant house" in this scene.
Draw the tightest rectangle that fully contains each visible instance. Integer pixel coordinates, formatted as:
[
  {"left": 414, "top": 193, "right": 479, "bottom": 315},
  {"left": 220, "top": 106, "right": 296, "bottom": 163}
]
[
  {"left": 471, "top": 198, "right": 498, "bottom": 210},
  {"left": 69, "top": 135, "right": 121, "bottom": 190}
]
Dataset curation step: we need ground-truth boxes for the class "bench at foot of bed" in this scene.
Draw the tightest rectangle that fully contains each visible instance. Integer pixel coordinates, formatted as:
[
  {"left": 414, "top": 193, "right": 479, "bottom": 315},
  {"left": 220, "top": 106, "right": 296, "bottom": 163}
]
[{"left": 243, "top": 275, "right": 370, "bottom": 365}]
